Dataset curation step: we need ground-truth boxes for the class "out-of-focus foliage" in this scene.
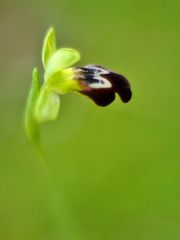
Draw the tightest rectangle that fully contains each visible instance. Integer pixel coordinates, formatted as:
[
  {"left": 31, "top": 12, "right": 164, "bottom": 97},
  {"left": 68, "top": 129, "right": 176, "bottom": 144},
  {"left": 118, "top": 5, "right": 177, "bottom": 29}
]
[{"left": 0, "top": 0, "right": 180, "bottom": 239}]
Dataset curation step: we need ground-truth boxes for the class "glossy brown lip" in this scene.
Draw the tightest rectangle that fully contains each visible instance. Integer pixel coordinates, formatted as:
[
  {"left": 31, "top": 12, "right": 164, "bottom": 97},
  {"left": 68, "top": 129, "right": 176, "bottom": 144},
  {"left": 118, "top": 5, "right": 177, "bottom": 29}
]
[
  {"left": 74, "top": 65, "right": 132, "bottom": 107},
  {"left": 80, "top": 87, "right": 116, "bottom": 106},
  {"left": 102, "top": 71, "right": 132, "bottom": 103}
]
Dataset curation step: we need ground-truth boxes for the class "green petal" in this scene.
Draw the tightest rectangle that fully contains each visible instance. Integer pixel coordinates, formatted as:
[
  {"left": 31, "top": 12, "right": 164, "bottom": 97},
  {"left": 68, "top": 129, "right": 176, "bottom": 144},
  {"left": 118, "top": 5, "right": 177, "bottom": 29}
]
[
  {"left": 34, "top": 85, "right": 60, "bottom": 124},
  {"left": 24, "top": 67, "right": 40, "bottom": 143},
  {"left": 45, "top": 48, "right": 80, "bottom": 81},
  {"left": 42, "top": 27, "right": 57, "bottom": 69}
]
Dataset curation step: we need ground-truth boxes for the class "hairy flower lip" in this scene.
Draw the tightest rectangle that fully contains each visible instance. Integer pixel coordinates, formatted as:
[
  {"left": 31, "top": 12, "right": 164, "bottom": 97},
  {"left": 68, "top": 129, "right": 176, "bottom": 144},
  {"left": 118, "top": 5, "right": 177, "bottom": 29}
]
[{"left": 72, "top": 65, "right": 132, "bottom": 106}]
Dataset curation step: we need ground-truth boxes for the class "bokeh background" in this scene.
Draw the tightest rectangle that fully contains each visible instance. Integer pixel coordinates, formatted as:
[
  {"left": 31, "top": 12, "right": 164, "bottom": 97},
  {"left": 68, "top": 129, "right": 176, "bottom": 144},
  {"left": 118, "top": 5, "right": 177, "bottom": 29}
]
[{"left": 0, "top": 0, "right": 180, "bottom": 239}]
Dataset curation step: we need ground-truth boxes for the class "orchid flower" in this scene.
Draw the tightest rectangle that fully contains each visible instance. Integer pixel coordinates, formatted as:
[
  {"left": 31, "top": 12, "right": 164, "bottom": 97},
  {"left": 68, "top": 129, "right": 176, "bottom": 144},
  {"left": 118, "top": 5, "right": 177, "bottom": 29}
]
[{"left": 24, "top": 27, "right": 132, "bottom": 143}]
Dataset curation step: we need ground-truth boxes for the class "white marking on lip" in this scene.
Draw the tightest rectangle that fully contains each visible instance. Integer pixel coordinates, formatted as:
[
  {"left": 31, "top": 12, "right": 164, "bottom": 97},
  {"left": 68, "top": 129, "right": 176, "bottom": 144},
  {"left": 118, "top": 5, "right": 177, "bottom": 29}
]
[
  {"left": 89, "top": 77, "right": 112, "bottom": 89},
  {"left": 87, "top": 66, "right": 112, "bottom": 89}
]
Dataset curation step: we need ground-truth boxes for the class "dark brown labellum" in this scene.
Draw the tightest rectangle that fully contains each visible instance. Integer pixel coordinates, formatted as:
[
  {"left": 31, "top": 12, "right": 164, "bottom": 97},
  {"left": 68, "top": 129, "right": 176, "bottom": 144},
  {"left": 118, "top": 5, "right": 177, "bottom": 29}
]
[{"left": 74, "top": 65, "right": 132, "bottom": 106}]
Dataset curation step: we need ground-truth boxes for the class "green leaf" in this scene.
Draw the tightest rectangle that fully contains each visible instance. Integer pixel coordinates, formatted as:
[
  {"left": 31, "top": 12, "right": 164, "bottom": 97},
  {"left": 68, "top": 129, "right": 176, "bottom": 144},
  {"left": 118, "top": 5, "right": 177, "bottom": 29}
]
[
  {"left": 34, "top": 85, "right": 60, "bottom": 124},
  {"left": 42, "top": 27, "right": 57, "bottom": 69},
  {"left": 45, "top": 48, "right": 80, "bottom": 81},
  {"left": 24, "top": 67, "right": 40, "bottom": 143}
]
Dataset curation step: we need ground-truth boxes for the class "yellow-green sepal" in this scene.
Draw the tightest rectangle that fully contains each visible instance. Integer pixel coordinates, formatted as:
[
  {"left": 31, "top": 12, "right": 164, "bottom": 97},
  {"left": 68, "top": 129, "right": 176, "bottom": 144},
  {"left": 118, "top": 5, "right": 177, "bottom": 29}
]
[
  {"left": 34, "top": 84, "right": 60, "bottom": 124},
  {"left": 45, "top": 48, "right": 80, "bottom": 81},
  {"left": 42, "top": 27, "right": 57, "bottom": 69},
  {"left": 24, "top": 67, "right": 40, "bottom": 143}
]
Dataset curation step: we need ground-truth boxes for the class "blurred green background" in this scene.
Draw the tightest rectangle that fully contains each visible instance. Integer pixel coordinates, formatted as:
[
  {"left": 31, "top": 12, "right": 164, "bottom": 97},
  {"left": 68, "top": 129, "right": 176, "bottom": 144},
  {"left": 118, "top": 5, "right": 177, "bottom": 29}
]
[{"left": 0, "top": 0, "right": 180, "bottom": 239}]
